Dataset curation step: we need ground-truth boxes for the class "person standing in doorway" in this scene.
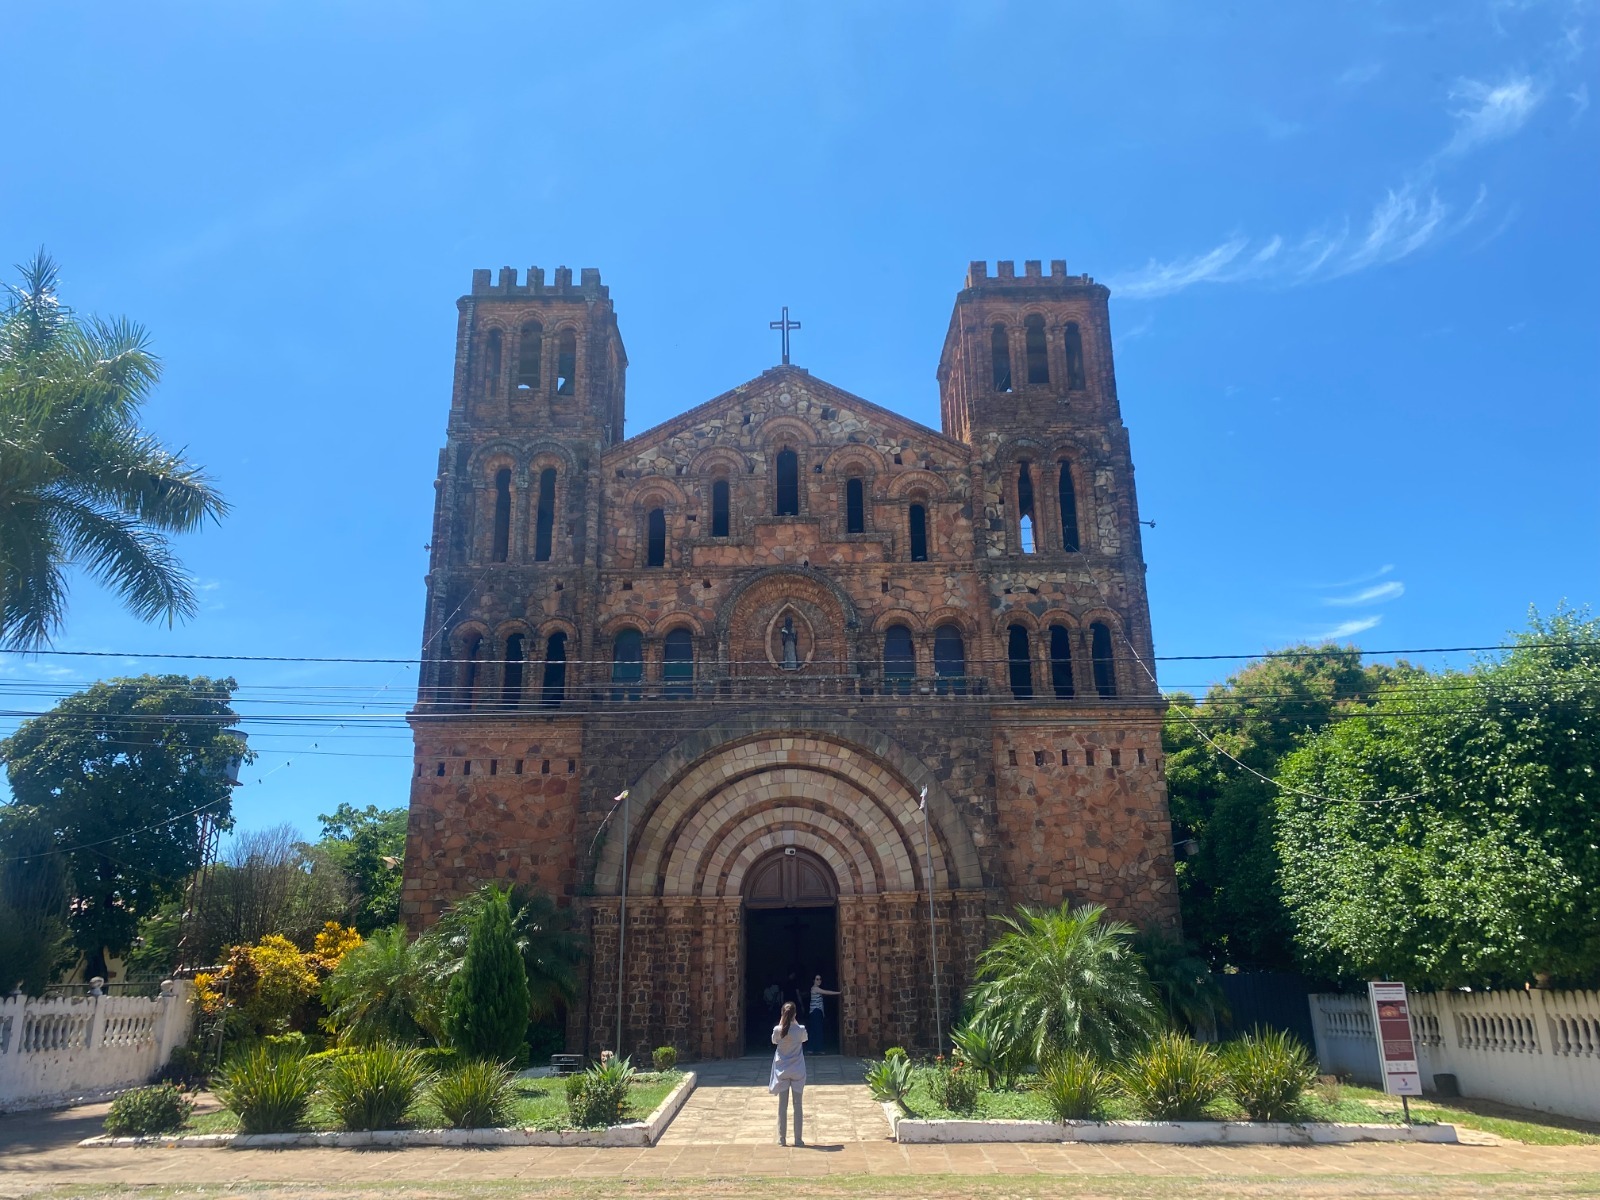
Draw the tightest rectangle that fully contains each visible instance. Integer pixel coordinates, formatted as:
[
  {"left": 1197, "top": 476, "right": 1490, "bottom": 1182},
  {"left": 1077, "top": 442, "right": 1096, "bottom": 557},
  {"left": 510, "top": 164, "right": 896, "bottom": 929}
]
[
  {"left": 769, "top": 1001, "right": 807, "bottom": 1146},
  {"left": 808, "top": 974, "right": 841, "bottom": 1054}
]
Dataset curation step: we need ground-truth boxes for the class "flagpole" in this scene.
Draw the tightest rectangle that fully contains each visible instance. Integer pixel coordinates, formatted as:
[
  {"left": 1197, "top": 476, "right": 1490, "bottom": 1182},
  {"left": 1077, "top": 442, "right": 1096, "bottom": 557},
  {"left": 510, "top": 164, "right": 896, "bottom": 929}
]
[
  {"left": 921, "top": 786, "right": 944, "bottom": 1054},
  {"left": 615, "top": 789, "right": 629, "bottom": 1059}
]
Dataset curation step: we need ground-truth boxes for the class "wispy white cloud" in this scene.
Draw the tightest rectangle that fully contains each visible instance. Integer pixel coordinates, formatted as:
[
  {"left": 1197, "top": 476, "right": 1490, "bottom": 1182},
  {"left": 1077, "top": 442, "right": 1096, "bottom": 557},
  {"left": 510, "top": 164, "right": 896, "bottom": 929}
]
[
  {"left": 1338, "top": 62, "right": 1384, "bottom": 86},
  {"left": 1314, "top": 616, "right": 1384, "bottom": 640},
  {"left": 1439, "top": 75, "right": 1545, "bottom": 158},
  {"left": 1325, "top": 581, "right": 1406, "bottom": 606}
]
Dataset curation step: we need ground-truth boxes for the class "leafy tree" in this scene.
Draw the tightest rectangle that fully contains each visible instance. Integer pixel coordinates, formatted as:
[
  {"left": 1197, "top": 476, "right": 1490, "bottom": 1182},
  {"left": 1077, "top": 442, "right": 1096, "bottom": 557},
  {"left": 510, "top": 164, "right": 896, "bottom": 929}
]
[
  {"left": 322, "top": 926, "right": 444, "bottom": 1046},
  {"left": 314, "top": 804, "right": 406, "bottom": 933},
  {"left": 0, "top": 250, "right": 226, "bottom": 649},
  {"left": 1276, "top": 607, "right": 1600, "bottom": 988},
  {"left": 966, "top": 902, "right": 1162, "bottom": 1064},
  {"left": 1131, "top": 928, "right": 1229, "bottom": 1039},
  {"left": 422, "top": 883, "right": 583, "bottom": 1024},
  {"left": 0, "top": 674, "right": 251, "bottom": 977},
  {"left": 0, "top": 806, "right": 71, "bottom": 993},
  {"left": 442, "top": 887, "right": 530, "bottom": 1062},
  {"left": 1162, "top": 646, "right": 1401, "bottom": 970}
]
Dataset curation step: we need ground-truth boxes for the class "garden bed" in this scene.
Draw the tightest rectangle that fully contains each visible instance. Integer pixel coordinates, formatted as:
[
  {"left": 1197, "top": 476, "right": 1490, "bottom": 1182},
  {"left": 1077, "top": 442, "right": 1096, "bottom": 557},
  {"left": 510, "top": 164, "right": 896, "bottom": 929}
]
[
  {"left": 81, "top": 1070, "right": 695, "bottom": 1149},
  {"left": 884, "top": 1103, "right": 1458, "bottom": 1144}
]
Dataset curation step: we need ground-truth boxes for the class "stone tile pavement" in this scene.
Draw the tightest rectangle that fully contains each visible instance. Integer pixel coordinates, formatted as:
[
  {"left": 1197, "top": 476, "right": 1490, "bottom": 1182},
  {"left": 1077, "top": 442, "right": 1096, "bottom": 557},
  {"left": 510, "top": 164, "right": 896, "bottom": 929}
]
[{"left": 658, "top": 1055, "right": 890, "bottom": 1145}]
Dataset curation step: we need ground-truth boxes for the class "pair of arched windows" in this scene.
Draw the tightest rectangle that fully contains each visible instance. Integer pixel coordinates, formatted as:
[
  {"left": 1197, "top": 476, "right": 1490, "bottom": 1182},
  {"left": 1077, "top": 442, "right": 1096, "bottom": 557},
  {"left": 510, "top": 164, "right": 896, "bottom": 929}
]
[
  {"left": 610, "top": 628, "right": 694, "bottom": 699},
  {"left": 487, "top": 467, "right": 560, "bottom": 563},
  {"left": 1007, "top": 622, "right": 1116, "bottom": 700},
  {"left": 481, "top": 325, "right": 577, "bottom": 396},
  {"left": 991, "top": 320, "right": 1087, "bottom": 394},
  {"left": 882, "top": 624, "right": 967, "bottom": 695},
  {"left": 451, "top": 629, "right": 568, "bottom": 708},
  {"left": 1015, "top": 459, "right": 1082, "bottom": 555}
]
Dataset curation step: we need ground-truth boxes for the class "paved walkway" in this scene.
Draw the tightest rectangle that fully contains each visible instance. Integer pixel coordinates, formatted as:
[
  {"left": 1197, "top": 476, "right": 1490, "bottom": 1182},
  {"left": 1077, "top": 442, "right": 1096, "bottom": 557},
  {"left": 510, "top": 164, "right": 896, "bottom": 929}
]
[{"left": 660, "top": 1056, "right": 890, "bottom": 1145}]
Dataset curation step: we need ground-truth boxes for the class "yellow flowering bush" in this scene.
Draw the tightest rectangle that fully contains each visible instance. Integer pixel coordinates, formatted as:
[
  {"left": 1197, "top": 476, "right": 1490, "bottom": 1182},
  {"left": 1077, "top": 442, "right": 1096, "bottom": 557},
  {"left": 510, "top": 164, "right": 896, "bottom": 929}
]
[
  {"left": 313, "top": 922, "right": 362, "bottom": 972},
  {"left": 194, "top": 925, "right": 361, "bottom": 1036}
]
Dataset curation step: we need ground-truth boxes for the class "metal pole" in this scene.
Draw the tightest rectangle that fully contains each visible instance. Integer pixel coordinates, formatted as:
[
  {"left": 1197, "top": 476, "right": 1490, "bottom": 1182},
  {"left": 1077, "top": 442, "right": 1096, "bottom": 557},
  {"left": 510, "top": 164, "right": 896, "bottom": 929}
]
[
  {"left": 616, "top": 790, "right": 629, "bottom": 1058},
  {"left": 922, "top": 788, "right": 944, "bottom": 1054}
]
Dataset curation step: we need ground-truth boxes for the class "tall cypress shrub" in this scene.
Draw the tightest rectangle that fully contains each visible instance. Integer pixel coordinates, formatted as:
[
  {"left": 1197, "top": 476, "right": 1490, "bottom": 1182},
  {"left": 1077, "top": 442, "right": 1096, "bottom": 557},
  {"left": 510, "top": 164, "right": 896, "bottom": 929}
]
[{"left": 443, "top": 887, "right": 531, "bottom": 1061}]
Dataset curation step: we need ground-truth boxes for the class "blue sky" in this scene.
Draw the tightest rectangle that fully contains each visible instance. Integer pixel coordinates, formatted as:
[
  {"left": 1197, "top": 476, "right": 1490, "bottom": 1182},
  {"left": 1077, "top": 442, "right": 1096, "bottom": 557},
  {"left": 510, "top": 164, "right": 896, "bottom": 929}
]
[{"left": 3, "top": 1, "right": 1596, "bottom": 842}]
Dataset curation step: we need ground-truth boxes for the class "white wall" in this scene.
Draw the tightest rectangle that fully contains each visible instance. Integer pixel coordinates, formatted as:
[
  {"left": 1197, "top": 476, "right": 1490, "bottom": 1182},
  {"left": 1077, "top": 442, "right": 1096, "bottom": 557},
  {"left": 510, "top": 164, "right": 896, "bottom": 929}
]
[
  {"left": 1308, "top": 988, "right": 1600, "bottom": 1122},
  {"left": 0, "top": 981, "right": 193, "bottom": 1112}
]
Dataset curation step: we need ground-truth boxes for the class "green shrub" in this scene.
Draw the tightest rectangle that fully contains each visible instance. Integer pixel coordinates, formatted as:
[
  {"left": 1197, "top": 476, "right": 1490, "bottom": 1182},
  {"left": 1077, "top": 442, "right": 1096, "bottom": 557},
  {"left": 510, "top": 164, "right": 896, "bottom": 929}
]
[
  {"left": 1222, "top": 1029, "right": 1318, "bottom": 1122},
  {"left": 864, "top": 1054, "right": 914, "bottom": 1103},
  {"left": 951, "top": 1009, "right": 1029, "bottom": 1088},
  {"left": 928, "top": 1057, "right": 979, "bottom": 1114},
  {"left": 215, "top": 1045, "right": 318, "bottom": 1134},
  {"left": 652, "top": 1045, "right": 678, "bottom": 1072},
  {"left": 883, "top": 1046, "right": 908, "bottom": 1061},
  {"left": 1119, "top": 1032, "right": 1225, "bottom": 1120},
  {"left": 155, "top": 1042, "right": 209, "bottom": 1088},
  {"left": 442, "top": 887, "right": 530, "bottom": 1063},
  {"left": 566, "top": 1055, "right": 634, "bottom": 1127},
  {"left": 104, "top": 1084, "right": 193, "bottom": 1136},
  {"left": 1040, "top": 1051, "right": 1115, "bottom": 1122},
  {"left": 321, "top": 1044, "right": 432, "bottom": 1131},
  {"left": 431, "top": 1058, "right": 517, "bottom": 1129}
]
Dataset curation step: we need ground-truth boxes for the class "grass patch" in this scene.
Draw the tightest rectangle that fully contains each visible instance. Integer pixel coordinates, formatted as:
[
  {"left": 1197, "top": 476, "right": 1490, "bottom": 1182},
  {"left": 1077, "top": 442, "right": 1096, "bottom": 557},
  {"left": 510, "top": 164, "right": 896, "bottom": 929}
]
[
  {"left": 1338, "top": 1083, "right": 1600, "bottom": 1147},
  {"left": 177, "top": 1071, "right": 682, "bottom": 1134}
]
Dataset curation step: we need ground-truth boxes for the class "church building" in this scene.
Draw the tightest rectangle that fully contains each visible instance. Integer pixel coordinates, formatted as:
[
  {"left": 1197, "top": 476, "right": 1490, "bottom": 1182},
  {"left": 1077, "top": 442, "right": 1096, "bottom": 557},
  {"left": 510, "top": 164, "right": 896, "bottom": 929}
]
[{"left": 402, "top": 260, "right": 1179, "bottom": 1060}]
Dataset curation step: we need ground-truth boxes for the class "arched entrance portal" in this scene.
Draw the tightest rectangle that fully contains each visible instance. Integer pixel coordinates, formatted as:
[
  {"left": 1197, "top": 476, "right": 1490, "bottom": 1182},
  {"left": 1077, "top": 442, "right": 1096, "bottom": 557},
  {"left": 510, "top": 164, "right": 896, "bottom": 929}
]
[{"left": 742, "top": 847, "right": 837, "bottom": 1053}]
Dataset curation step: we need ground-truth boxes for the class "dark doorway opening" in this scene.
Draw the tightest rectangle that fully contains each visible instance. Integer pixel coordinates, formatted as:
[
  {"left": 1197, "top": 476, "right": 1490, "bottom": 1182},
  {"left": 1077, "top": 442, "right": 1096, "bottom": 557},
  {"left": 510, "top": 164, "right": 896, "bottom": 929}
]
[{"left": 742, "top": 847, "right": 838, "bottom": 1055}]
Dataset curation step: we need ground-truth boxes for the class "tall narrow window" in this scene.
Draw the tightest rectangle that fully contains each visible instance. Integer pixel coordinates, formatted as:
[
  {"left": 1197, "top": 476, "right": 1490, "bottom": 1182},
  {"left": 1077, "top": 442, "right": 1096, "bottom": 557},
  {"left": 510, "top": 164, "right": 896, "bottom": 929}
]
[
  {"left": 883, "top": 624, "right": 915, "bottom": 696},
  {"left": 991, "top": 323, "right": 1012, "bottom": 392},
  {"left": 611, "top": 629, "right": 643, "bottom": 701},
  {"left": 1007, "top": 624, "right": 1033, "bottom": 699},
  {"left": 934, "top": 624, "right": 966, "bottom": 696},
  {"left": 539, "top": 632, "right": 567, "bottom": 707},
  {"left": 1091, "top": 622, "right": 1117, "bottom": 698},
  {"left": 845, "top": 477, "right": 865, "bottom": 533},
  {"left": 775, "top": 448, "right": 799, "bottom": 515},
  {"left": 1064, "top": 322, "right": 1086, "bottom": 391},
  {"left": 1017, "top": 462, "right": 1036, "bottom": 555},
  {"left": 534, "top": 468, "right": 556, "bottom": 562},
  {"left": 1057, "top": 460, "right": 1080, "bottom": 553},
  {"left": 645, "top": 507, "right": 667, "bottom": 567},
  {"left": 484, "top": 329, "right": 502, "bottom": 393},
  {"left": 908, "top": 503, "right": 928, "bottom": 562},
  {"left": 459, "top": 632, "right": 483, "bottom": 708},
  {"left": 502, "top": 633, "right": 525, "bottom": 707},
  {"left": 556, "top": 330, "right": 577, "bottom": 396},
  {"left": 711, "top": 479, "right": 730, "bottom": 537},
  {"left": 491, "top": 468, "right": 512, "bottom": 562},
  {"left": 1024, "top": 314, "right": 1049, "bottom": 385},
  {"left": 663, "top": 628, "right": 694, "bottom": 697},
  {"left": 1049, "top": 625, "right": 1075, "bottom": 698},
  {"left": 516, "top": 321, "right": 542, "bottom": 390}
]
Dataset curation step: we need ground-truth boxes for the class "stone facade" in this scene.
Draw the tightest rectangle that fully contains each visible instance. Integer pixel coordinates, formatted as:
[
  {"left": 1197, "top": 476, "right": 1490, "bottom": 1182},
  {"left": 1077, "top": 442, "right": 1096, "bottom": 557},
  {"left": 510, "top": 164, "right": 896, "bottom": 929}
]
[{"left": 403, "top": 258, "right": 1179, "bottom": 1060}]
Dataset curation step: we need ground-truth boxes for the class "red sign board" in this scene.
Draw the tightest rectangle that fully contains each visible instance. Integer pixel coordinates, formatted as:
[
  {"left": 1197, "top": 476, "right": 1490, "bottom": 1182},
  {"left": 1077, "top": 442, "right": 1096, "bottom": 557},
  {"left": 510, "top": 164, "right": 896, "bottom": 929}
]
[{"left": 1367, "top": 981, "right": 1422, "bottom": 1096}]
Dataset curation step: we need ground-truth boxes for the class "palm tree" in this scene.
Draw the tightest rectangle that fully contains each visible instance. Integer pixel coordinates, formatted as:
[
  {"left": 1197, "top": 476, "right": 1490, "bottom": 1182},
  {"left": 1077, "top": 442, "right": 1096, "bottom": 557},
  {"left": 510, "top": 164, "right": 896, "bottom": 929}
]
[
  {"left": 321, "top": 926, "right": 445, "bottom": 1046},
  {"left": 0, "top": 251, "right": 226, "bottom": 649},
  {"left": 420, "top": 884, "right": 584, "bottom": 1023},
  {"left": 967, "top": 902, "right": 1162, "bottom": 1064}
]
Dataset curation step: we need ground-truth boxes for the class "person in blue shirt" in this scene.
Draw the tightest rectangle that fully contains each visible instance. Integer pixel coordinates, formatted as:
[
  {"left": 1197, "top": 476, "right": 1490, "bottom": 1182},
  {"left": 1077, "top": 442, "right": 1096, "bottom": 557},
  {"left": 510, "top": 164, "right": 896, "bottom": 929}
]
[
  {"left": 808, "top": 974, "right": 841, "bottom": 1054},
  {"left": 769, "top": 1001, "right": 808, "bottom": 1146}
]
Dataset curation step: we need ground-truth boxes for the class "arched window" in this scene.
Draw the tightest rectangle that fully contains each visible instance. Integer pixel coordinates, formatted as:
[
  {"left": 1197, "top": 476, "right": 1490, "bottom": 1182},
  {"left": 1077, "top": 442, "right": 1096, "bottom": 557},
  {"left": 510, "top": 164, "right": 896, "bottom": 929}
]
[
  {"left": 883, "top": 624, "right": 915, "bottom": 696},
  {"left": 610, "top": 629, "right": 643, "bottom": 701},
  {"left": 711, "top": 479, "right": 730, "bottom": 537},
  {"left": 934, "top": 624, "right": 966, "bottom": 696},
  {"left": 1049, "top": 625, "right": 1075, "bottom": 699},
  {"left": 845, "top": 477, "right": 865, "bottom": 534},
  {"left": 501, "top": 633, "right": 525, "bottom": 707},
  {"left": 1007, "top": 624, "right": 1033, "bottom": 699},
  {"left": 663, "top": 628, "right": 694, "bottom": 697},
  {"left": 646, "top": 507, "right": 666, "bottom": 567},
  {"left": 539, "top": 632, "right": 567, "bottom": 707},
  {"left": 1024, "top": 314, "right": 1049, "bottom": 385},
  {"left": 774, "top": 448, "right": 799, "bottom": 516},
  {"left": 483, "top": 329, "right": 502, "bottom": 392},
  {"left": 991, "top": 323, "right": 1012, "bottom": 392},
  {"left": 1058, "top": 460, "right": 1080, "bottom": 553},
  {"left": 1091, "top": 622, "right": 1117, "bottom": 698},
  {"left": 556, "top": 330, "right": 577, "bottom": 396},
  {"left": 459, "top": 631, "right": 483, "bottom": 708},
  {"left": 491, "top": 468, "right": 512, "bottom": 562},
  {"left": 1017, "top": 461, "right": 1036, "bottom": 554},
  {"left": 908, "top": 503, "right": 928, "bottom": 562},
  {"left": 534, "top": 468, "right": 556, "bottom": 562},
  {"left": 1064, "top": 322, "right": 1086, "bottom": 391},
  {"left": 516, "top": 321, "right": 542, "bottom": 390}
]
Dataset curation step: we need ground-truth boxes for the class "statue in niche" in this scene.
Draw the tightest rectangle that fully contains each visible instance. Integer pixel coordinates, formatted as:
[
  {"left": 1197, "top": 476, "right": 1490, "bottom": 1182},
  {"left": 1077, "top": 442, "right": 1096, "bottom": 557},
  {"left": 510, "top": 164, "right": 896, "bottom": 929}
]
[{"left": 780, "top": 617, "right": 800, "bottom": 670}]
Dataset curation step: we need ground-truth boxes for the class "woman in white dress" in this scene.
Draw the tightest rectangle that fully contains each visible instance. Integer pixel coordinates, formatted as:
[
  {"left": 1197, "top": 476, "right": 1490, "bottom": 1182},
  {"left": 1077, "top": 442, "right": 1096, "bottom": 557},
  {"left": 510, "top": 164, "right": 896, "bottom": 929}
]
[{"left": 769, "top": 1000, "right": 808, "bottom": 1146}]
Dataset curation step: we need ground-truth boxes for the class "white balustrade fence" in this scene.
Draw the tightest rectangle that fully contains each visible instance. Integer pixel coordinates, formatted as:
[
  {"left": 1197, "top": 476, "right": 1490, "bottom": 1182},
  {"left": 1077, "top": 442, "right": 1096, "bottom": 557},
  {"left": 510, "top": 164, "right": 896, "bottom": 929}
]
[
  {"left": 0, "top": 981, "right": 193, "bottom": 1112},
  {"left": 1308, "top": 988, "right": 1600, "bottom": 1121}
]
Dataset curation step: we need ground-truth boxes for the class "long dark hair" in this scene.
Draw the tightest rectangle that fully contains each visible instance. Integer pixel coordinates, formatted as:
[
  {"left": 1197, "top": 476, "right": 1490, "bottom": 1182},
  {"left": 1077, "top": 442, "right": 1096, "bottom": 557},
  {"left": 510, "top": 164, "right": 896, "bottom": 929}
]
[{"left": 778, "top": 1000, "right": 798, "bottom": 1035}]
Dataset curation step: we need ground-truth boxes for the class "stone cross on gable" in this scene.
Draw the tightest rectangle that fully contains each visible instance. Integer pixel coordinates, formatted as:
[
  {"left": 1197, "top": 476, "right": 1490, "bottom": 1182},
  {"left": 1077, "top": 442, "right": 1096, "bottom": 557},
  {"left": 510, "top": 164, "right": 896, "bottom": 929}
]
[{"left": 769, "top": 306, "right": 801, "bottom": 365}]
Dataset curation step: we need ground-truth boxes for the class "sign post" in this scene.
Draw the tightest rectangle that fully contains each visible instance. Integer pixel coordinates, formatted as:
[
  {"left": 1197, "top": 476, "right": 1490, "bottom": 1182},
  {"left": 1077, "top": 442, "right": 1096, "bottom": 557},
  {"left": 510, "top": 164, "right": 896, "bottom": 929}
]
[{"left": 1367, "top": 981, "right": 1422, "bottom": 1122}]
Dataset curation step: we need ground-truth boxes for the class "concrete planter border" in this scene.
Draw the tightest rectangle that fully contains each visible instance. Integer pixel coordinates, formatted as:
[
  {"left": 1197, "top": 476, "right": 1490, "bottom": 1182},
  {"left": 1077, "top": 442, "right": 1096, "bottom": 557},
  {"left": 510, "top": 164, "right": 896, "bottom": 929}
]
[
  {"left": 885, "top": 1105, "right": 1458, "bottom": 1145},
  {"left": 82, "top": 1070, "right": 696, "bottom": 1150}
]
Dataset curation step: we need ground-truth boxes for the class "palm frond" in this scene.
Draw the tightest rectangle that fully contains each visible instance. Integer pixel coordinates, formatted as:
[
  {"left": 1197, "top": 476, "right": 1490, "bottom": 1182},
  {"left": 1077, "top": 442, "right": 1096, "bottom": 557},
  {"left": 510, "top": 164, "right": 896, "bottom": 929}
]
[{"left": 45, "top": 495, "right": 197, "bottom": 626}]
